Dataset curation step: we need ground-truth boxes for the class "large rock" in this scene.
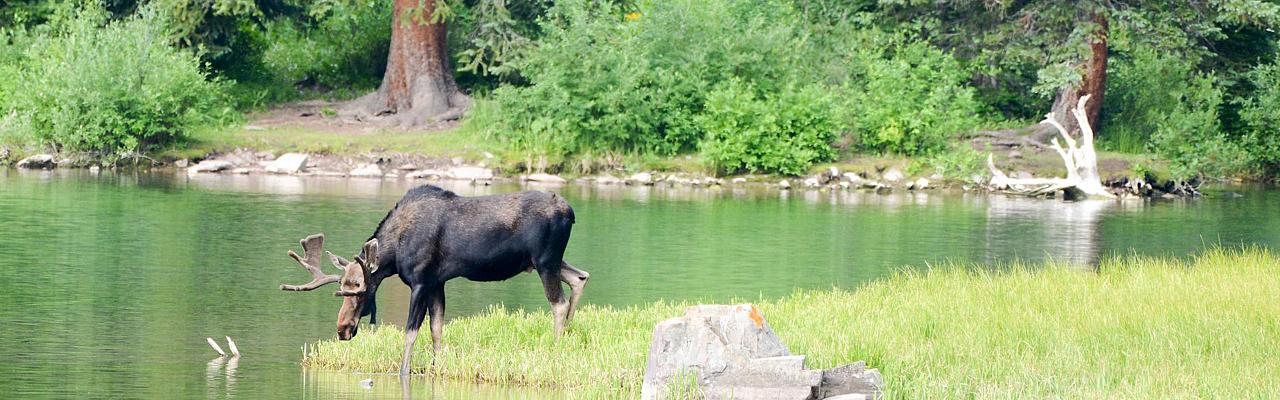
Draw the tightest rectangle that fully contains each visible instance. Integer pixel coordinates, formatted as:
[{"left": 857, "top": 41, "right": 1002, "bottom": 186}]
[
  {"left": 349, "top": 163, "right": 384, "bottom": 177},
  {"left": 817, "top": 362, "right": 884, "bottom": 399},
  {"left": 187, "top": 159, "right": 233, "bottom": 174},
  {"left": 406, "top": 169, "right": 447, "bottom": 180},
  {"left": 881, "top": 168, "right": 904, "bottom": 183},
  {"left": 642, "top": 304, "right": 882, "bottom": 400},
  {"left": 15, "top": 154, "right": 56, "bottom": 169},
  {"left": 265, "top": 153, "right": 308, "bottom": 174},
  {"left": 627, "top": 172, "right": 655, "bottom": 186},
  {"left": 524, "top": 173, "right": 567, "bottom": 184}
]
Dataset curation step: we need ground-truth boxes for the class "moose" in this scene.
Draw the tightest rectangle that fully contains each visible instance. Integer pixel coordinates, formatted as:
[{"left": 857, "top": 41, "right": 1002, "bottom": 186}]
[{"left": 280, "top": 184, "right": 590, "bottom": 375}]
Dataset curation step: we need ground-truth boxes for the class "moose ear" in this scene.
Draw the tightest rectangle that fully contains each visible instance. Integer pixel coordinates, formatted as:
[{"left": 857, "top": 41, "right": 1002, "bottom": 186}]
[{"left": 358, "top": 239, "right": 379, "bottom": 271}]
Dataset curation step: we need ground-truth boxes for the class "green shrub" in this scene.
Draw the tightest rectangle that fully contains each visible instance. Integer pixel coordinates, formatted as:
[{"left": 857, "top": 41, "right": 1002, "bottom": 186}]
[
  {"left": 260, "top": 0, "right": 391, "bottom": 92},
  {"left": 1238, "top": 59, "right": 1280, "bottom": 174},
  {"left": 841, "top": 40, "right": 982, "bottom": 156},
  {"left": 4, "top": 5, "right": 229, "bottom": 154},
  {"left": 1103, "top": 49, "right": 1248, "bottom": 179},
  {"left": 492, "top": 0, "right": 816, "bottom": 171},
  {"left": 699, "top": 79, "right": 837, "bottom": 175}
]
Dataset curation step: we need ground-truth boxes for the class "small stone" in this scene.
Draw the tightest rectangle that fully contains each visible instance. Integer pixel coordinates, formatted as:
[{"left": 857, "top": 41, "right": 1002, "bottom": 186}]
[
  {"left": 406, "top": 169, "right": 446, "bottom": 180},
  {"left": 525, "top": 173, "right": 567, "bottom": 184},
  {"left": 881, "top": 168, "right": 904, "bottom": 182},
  {"left": 627, "top": 172, "right": 655, "bottom": 186},
  {"left": 265, "top": 153, "right": 308, "bottom": 174},
  {"left": 779, "top": 179, "right": 792, "bottom": 189},
  {"left": 483, "top": 152, "right": 495, "bottom": 159},
  {"left": 174, "top": 159, "right": 190, "bottom": 168},
  {"left": 358, "top": 378, "right": 373, "bottom": 389},
  {"left": 1014, "top": 171, "right": 1033, "bottom": 179},
  {"left": 15, "top": 154, "right": 56, "bottom": 169},
  {"left": 88, "top": 165, "right": 100, "bottom": 174},
  {"left": 187, "top": 160, "right": 233, "bottom": 174},
  {"left": 594, "top": 175, "right": 622, "bottom": 185},
  {"left": 732, "top": 177, "right": 747, "bottom": 184},
  {"left": 447, "top": 166, "right": 494, "bottom": 181},
  {"left": 349, "top": 163, "right": 384, "bottom": 177},
  {"left": 911, "top": 178, "right": 930, "bottom": 190},
  {"left": 1008, "top": 150, "right": 1023, "bottom": 159},
  {"left": 450, "top": 157, "right": 465, "bottom": 166},
  {"left": 839, "top": 181, "right": 851, "bottom": 189},
  {"left": 256, "top": 151, "right": 276, "bottom": 161},
  {"left": 804, "top": 177, "right": 821, "bottom": 188},
  {"left": 397, "top": 164, "right": 418, "bottom": 171},
  {"left": 230, "top": 168, "right": 252, "bottom": 174},
  {"left": 244, "top": 125, "right": 266, "bottom": 131}
]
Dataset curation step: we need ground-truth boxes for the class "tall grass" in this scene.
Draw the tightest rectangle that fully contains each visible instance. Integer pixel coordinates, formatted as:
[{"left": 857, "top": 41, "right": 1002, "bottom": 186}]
[{"left": 306, "top": 247, "right": 1280, "bottom": 398}]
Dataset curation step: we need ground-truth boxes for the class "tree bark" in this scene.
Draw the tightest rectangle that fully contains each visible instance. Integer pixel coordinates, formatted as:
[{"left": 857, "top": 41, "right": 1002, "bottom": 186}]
[
  {"left": 1032, "top": 12, "right": 1108, "bottom": 142},
  {"left": 346, "top": 0, "right": 470, "bottom": 127}
]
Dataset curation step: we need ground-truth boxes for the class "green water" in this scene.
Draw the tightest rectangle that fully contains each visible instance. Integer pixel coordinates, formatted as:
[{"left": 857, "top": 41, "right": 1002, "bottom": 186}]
[{"left": 1, "top": 168, "right": 1276, "bottom": 398}]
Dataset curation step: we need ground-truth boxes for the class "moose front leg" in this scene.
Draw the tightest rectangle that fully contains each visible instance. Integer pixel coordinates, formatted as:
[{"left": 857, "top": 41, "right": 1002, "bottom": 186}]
[
  {"left": 400, "top": 285, "right": 430, "bottom": 376},
  {"left": 559, "top": 262, "right": 590, "bottom": 324}
]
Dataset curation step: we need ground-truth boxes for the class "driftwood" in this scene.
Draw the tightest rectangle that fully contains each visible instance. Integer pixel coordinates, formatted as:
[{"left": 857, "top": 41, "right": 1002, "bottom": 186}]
[{"left": 988, "top": 95, "right": 1115, "bottom": 199}]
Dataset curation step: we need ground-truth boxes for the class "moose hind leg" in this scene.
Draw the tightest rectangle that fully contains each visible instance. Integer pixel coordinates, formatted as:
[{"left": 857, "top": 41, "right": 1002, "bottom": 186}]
[
  {"left": 559, "top": 262, "right": 590, "bottom": 324},
  {"left": 400, "top": 285, "right": 430, "bottom": 376},
  {"left": 427, "top": 285, "right": 445, "bottom": 355},
  {"left": 536, "top": 267, "right": 570, "bottom": 336}
]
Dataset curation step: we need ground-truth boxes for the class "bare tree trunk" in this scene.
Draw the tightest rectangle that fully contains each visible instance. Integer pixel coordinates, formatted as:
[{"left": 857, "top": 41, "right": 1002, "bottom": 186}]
[
  {"left": 988, "top": 95, "right": 1115, "bottom": 199},
  {"left": 1032, "top": 13, "right": 1109, "bottom": 142},
  {"left": 346, "top": 0, "right": 470, "bottom": 128}
]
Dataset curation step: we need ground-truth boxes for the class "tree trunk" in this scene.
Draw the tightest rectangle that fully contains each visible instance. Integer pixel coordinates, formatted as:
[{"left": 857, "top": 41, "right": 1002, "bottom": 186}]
[
  {"left": 1032, "top": 13, "right": 1108, "bottom": 142},
  {"left": 346, "top": 0, "right": 470, "bottom": 127}
]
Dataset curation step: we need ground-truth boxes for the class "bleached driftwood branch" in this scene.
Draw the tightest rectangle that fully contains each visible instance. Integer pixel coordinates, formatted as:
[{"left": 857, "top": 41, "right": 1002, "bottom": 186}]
[{"left": 988, "top": 95, "right": 1115, "bottom": 199}]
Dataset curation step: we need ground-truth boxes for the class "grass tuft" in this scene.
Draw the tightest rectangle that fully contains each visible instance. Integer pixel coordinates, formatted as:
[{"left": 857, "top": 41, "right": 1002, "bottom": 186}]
[{"left": 307, "top": 247, "right": 1280, "bottom": 398}]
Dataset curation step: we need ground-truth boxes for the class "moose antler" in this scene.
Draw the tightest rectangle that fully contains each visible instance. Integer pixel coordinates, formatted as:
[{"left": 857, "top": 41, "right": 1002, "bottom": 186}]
[{"left": 280, "top": 234, "right": 341, "bottom": 291}]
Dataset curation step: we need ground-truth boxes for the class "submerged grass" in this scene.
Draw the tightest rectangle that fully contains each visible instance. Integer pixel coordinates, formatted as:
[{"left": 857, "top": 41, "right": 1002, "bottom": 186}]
[{"left": 306, "top": 247, "right": 1280, "bottom": 398}]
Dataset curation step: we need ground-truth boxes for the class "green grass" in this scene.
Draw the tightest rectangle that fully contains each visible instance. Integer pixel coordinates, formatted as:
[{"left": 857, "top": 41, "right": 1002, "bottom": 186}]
[{"left": 306, "top": 247, "right": 1280, "bottom": 398}]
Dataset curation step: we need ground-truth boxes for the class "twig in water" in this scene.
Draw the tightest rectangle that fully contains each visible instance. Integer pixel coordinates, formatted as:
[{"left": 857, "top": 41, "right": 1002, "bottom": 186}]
[{"left": 206, "top": 337, "right": 227, "bottom": 357}]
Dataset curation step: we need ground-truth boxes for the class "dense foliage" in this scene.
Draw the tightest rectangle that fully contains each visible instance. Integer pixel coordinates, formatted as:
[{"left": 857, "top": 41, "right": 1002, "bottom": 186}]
[
  {"left": 3, "top": 0, "right": 1280, "bottom": 178},
  {"left": 1, "top": 4, "right": 229, "bottom": 153},
  {"left": 486, "top": 0, "right": 980, "bottom": 174}
]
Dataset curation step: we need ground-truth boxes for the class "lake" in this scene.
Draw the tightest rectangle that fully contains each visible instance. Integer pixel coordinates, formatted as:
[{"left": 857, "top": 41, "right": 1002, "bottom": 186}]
[{"left": 1, "top": 168, "right": 1276, "bottom": 398}]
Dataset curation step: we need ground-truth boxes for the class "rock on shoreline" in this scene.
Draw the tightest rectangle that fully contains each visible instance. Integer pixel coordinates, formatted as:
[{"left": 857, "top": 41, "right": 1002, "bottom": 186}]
[{"left": 642, "top": 304, "right": 882, "bottom": 400}]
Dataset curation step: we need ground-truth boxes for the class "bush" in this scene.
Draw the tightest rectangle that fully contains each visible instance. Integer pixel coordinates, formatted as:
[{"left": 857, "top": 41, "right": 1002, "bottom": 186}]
[
  {"left": 1238, "top": 59, "right": 1280, "bottom": 174},
  {"left": 3, "top": 5, "right": 229, "bottom": 154},
  {"left": 841, "top": 39, "right": 982, "bottom": 156},
  {"left": 492, "top": 0, "right": 817, "bottom": 172},
  {"left": 260, "top": 0, "right": 391, "bottom": 92},
  {"left": 699, "top": 79, "right": 837, "bottom": 175},
  {"left": 1103, "top": 49, "right": 1248, "bottom": 179}
]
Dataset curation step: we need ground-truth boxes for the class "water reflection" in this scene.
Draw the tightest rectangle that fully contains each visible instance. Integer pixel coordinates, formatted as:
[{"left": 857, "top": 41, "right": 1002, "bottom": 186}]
[
  {"left": 982, "top": 195, "right": 1116, "bottom": 266},
  {"left": 1, "top": 169, "right": 1276, "bottom": 399},
  {"left": 301, "top": 370, "right": 564, "bottom": 399}
]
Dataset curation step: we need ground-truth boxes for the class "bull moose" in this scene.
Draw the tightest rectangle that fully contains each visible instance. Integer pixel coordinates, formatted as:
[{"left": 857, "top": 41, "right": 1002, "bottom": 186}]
[{"left": 279, "top": 184, "right": 590, "bottom": 375}]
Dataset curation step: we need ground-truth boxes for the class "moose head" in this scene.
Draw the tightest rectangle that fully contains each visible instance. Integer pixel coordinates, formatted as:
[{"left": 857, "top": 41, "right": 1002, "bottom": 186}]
[{"left": 280, "top": 234, "right": 378, "bottom": 340}]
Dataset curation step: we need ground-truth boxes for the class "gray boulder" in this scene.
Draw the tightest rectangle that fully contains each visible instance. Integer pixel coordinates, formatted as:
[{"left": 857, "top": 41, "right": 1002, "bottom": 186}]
[
  {"left": 642, "top": 304, "right": 882, "bottom": 400},
  {"left": 187, "top": 159, "right": 233, "bottom": 174},
  {"left": 524, "top": 173, "right": 567, "bottom": 184},
  {"left": 627, "top": 172, "right": 655, "bottom": 185},
  {"left": 15, "top": 154, "right": 56, "bottom": 169},
  {"left": 881, "top": 168, "right": 904, "bottom": 183},
  {"left": 265, "top": 153, "right": 308, "bottom": 174},
  {"left": 349, "top": 163, "right": 384, "bottom": 177},
  {"left": 406, "top": 169, "right": 447, "bottom": 180}
]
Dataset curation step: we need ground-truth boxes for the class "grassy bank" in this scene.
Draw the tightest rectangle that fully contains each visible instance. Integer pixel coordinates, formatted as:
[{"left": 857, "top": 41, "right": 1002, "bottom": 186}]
[{"left": 306, "top": 247, "right": 1280, "bottom": 398}]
